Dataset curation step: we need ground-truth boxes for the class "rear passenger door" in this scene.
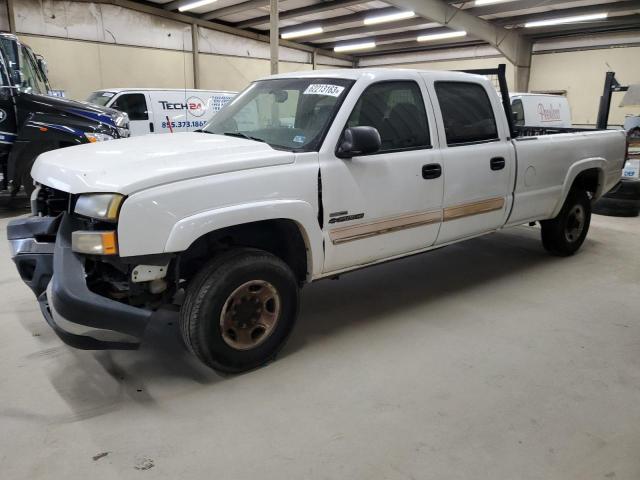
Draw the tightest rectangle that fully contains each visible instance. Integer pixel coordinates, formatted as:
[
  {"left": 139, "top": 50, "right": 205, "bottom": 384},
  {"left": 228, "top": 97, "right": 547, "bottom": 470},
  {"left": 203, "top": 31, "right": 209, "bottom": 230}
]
[
  {"left": 430, "top": 80, "right": 514, "bottom": 244},
  {"left": 320, "top": 77, "right": 444, "bottom": 272},
  {"left": 110, "top": 92, "right": 151, "bottom": 136}
]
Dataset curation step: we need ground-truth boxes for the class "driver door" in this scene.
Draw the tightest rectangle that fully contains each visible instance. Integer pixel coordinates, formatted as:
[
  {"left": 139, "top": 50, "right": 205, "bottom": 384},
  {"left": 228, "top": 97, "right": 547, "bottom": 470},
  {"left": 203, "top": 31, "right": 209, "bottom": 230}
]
[{"left": 320, "top": 77, "right": 443, "bottom": 272}]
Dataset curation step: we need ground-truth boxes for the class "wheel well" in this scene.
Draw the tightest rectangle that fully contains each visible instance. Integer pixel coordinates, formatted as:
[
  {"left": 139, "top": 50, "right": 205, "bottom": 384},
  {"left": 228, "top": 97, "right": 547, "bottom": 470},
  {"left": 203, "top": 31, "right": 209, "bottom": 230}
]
[
  {"left": 179, "top": 219, "right": 309, "bottom": 285},
  {"left": 571, "top": 168, "right": 601, "bottom": 197}
]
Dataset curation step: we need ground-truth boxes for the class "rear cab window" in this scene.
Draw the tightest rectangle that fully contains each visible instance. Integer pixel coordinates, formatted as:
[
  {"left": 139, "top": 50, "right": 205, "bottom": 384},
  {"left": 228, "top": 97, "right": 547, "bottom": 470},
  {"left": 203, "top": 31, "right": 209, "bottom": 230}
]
[{"left": 434, "top": 81, "right": 499, "bottom": 147}]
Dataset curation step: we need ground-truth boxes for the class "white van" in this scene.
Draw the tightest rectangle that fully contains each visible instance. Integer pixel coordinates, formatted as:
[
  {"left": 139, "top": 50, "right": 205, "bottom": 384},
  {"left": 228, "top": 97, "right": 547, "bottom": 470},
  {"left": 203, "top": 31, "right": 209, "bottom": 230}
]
[
  {"left": 87, "top": 88, "right": 236, "bottom": 136},
  {"left": 510, "top": 93, "right": 572, "bottom": 128}
]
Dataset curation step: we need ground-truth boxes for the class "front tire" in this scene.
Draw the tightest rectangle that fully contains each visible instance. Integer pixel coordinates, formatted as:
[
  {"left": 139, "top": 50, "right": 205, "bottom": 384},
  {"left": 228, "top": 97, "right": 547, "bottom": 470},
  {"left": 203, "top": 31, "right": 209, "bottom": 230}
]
[
  {"left": 180, "top": 248, "right": 299, "bottom": 373},
  {"left": 541, "top": 189, "right": 591, "bottom": 256}
]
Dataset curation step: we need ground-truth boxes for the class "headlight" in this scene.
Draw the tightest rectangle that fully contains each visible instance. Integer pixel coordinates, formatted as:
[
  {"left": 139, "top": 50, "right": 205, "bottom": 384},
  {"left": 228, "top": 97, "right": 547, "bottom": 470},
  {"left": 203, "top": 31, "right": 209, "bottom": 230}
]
[
  {"left": 72, "top": 231, "right": 118, "bottom": 255},
  {"left": 74, "top": 193, "right": 124, "bottom": 222},
  {"left": 85, "top": 132, "right": 114, "bottom": 143}
]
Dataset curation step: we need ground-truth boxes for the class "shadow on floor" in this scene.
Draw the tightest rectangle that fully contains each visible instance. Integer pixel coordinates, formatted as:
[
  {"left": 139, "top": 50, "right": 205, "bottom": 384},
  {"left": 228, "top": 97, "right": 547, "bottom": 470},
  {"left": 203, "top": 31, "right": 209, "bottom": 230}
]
[{"left": 21, "top": 225, "right": 555, "bottom": 421}]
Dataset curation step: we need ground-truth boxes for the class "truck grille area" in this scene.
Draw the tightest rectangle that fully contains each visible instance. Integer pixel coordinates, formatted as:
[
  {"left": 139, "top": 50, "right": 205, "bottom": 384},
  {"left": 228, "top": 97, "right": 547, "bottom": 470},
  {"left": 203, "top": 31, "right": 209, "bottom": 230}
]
[{"left": 34, "top": 185, "right": 72, "bottom": 217}]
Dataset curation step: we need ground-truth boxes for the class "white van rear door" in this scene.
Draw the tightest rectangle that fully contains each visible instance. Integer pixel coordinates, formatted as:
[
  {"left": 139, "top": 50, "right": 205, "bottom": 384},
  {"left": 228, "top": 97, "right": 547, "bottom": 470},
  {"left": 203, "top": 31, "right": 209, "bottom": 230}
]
[{"left": 109, "top": 92, "right": 152, "bottom": 136}]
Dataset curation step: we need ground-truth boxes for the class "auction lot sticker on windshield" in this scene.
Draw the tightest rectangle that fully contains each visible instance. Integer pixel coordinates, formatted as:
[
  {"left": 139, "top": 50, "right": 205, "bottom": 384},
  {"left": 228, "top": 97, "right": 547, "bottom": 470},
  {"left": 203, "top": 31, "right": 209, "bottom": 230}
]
[{"left": 304, "top": 84, "right": 345, "bottom": 97}]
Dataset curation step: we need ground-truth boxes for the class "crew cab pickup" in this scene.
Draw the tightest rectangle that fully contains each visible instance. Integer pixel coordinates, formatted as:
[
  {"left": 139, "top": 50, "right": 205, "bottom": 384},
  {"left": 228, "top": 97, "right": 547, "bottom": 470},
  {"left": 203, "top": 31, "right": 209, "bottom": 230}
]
[{"left": 7, "top": 68, "right": 627, "bottom": 373}]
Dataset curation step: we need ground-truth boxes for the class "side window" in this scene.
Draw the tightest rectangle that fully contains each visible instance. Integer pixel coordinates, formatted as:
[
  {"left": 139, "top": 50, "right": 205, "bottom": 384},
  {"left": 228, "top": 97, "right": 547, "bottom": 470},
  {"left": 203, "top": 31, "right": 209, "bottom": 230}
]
[
  {"left": 111, "top": 93, "right": 148, "bottom": 121},
  {"left": 511, "top": 98, "right": 524, "bottom": 126},
  {"left": 346, "top": 81, "right": 430, "bottom": 152},
  {"left": 434, "top": 82, "right": 499, "bottom": 146},
  {"left": 18, "top": 46, "right": 47, "bottom": 95}
]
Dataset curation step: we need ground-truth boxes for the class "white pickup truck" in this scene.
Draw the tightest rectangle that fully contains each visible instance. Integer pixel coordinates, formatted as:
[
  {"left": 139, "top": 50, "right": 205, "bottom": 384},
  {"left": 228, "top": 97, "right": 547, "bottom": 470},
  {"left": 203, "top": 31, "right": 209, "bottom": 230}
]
[{"left": 8, "top": 68, "right": 627, "bottom": 372}]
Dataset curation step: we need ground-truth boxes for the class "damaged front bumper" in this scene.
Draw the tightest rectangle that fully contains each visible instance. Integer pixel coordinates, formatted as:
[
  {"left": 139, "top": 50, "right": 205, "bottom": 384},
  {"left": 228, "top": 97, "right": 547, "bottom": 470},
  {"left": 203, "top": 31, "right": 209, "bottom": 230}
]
[{"left": 8, "top": 214, "right": 152, "bottom": 349}]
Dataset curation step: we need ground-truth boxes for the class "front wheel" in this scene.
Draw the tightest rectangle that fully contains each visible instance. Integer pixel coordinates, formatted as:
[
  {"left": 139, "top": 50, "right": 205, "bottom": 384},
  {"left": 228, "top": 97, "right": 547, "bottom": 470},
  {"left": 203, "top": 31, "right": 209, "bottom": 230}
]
[
  {"left": 180, "top": 248, "right": 300, "bottom": 373},
  {"left": 541, "top": 189, "right": 591, "bottom": 256}
]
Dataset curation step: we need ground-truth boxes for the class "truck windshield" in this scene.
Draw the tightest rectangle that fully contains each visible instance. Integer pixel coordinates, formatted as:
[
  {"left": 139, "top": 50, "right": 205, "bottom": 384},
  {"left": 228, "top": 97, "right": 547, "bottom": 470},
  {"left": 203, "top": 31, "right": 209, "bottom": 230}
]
[
  {"left": 87, "top": 91, "right": 116, "bottom": 106},
  {"left": 202, "top": 77, "right": 354, "bottom": 151}
]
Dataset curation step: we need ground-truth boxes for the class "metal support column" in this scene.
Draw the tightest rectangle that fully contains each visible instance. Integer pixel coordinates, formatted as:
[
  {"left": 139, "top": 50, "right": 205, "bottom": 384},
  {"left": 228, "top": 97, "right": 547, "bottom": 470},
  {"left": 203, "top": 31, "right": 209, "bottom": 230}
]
[
  {"left": 312, "top": 49, "right": 317, "bottom": 70},
  {"left": 7, "top": 0, "right": 16, "bottom": 34},
  {"left": 270, "top": 0, "right": 278, "bottom": 74},
  {"left": 191, "top": 23, "right": 200, "bottom": 89}
]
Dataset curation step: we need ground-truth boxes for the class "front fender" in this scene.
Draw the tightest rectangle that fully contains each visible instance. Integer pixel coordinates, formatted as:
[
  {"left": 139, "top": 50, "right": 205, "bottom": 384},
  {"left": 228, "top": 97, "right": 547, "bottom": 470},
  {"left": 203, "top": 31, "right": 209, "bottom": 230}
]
[
  {"left": 550, "top": 157, "right": 605, "bottom": 218},
  {"left": 164, "top": 200, "right": 324, "bottom": 278}
]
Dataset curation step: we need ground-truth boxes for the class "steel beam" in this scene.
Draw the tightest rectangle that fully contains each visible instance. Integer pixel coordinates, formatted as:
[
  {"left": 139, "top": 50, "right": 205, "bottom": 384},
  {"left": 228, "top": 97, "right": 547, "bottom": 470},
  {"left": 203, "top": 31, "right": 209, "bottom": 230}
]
[
  {"left": 494, "top": 0, "right": 640, "bottom": 26},
  {"left": 6, "top": 0, "right": 15, "bottom": 34},
  {"left": 277, "top": 7, "right": 402, "bottom": 35},
  {"left": 353, "top": 38, "right": 484, "bottom": 55},
  {"left": 304, "top": 17, "right": 440, "bottom": 45},
  {"left": 303, "top": 17, "right": 436, "bottom": 43},
  {"left": 383, "top": 0, "right": 532, "bottom": 67},
  {"left": 317, "top": 27, "right": 475, "bottom": 48},
  {"left": 192, "top": 23, "right": 200, "bottom": 88},
  {"left": 467, "top": 0, "right": 594, "bottom": 17},
  {"left": 202, "top": 0, "right": 269, "bottom": 20},
  {"left": 270, "top": 0, "right": 278, "bottom": 74},
  {"left": 237, "top": 0, "right": 368, "bottom": 28}
]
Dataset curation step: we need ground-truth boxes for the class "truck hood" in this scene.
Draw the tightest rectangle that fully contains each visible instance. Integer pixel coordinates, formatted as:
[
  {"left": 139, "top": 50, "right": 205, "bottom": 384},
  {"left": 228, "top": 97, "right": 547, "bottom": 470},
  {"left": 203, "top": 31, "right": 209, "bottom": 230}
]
[
  {"left": 32, "top": 132, "right": 295, "bottom": 195},
  {"left": 26, "top": 92, "right": 125, "bottom": 128}
]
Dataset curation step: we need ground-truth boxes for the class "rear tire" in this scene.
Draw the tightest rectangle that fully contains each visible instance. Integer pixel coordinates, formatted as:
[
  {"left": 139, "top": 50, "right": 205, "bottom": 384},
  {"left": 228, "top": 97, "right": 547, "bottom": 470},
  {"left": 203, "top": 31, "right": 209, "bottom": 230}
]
[
  {"left": 541, "top": 189, "right": 591, "bottom": 256},
  {"left": 180, "top": 248, "right": 299, "bottom": 373}
]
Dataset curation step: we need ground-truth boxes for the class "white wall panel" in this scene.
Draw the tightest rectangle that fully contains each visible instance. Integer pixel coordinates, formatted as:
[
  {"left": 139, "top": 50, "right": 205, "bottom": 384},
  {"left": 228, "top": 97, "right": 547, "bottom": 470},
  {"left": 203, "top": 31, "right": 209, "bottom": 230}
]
[{"left": 15, "top": 0, "right": 192, "bottom": 51}]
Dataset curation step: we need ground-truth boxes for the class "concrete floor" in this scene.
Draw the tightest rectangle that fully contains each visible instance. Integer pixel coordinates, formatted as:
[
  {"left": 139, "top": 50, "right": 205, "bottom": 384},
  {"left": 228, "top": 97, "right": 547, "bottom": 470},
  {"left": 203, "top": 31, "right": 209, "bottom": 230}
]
[{"left": 0, "top": 210, "right": 639, "bottom": 480}]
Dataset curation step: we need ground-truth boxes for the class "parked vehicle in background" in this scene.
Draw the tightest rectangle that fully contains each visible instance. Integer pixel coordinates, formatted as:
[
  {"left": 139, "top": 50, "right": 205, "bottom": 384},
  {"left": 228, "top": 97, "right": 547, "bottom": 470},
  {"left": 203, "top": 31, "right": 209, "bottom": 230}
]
[
  {"left": 87, "top": 88, "right": 236, "bottom": 136},
  {"left": 8, "top": 67, "right": 627, "bottom": 373},
  {"left": 594, "top": 116, "right": 640, "bottom": 217},
  {"left": 510, "top": 93, "right": 572, "bottom": 128},
  {"left": 593, "top": 77, "right": 640, "bottom": 217},
  {"left": 0, "top": 33, "right": 129, "bottom": 198}
]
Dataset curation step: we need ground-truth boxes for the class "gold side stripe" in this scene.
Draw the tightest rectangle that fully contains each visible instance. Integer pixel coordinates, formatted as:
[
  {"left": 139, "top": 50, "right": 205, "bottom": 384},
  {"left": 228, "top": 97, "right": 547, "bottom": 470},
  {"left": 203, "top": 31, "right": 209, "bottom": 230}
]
[
  {"left": 443, "top": 197, "right": 505, "bottom": 221},
  {"left": 329, "top": 197, "right": 505, "bottom": 245},
  {"left": 330, "top": 210, "right": 441, "bottom": 245}
]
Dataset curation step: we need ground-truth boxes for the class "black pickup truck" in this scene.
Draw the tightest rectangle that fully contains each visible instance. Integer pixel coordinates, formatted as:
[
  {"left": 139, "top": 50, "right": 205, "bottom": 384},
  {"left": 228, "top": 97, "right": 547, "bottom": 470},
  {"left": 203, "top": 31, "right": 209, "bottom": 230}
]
[{"left": 0, "top": 33, "right": 129, "bottom": 199}]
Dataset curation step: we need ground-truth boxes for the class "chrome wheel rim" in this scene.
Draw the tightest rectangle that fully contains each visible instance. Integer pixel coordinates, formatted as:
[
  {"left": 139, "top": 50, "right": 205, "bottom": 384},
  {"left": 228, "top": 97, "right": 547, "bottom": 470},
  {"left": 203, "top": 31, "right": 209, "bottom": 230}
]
[
  {"left": 565, "top": 204, "right": 585, "bottom": 243},
  {"left": 219, "top": 280, "right": 281, "bottom": 351}
]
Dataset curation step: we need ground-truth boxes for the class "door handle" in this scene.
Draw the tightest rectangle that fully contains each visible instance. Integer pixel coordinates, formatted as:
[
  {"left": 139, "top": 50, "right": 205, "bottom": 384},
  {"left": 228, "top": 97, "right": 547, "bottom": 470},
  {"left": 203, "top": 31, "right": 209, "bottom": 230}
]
[
  {"left": 149, "top": 122, "right": 155, "bottom": 133},
  {"left": 490, "top": 157, "right": 505, "bottom": 171},
  {"left": 422, "top": 163, "right": 442, "bottom": 179}
]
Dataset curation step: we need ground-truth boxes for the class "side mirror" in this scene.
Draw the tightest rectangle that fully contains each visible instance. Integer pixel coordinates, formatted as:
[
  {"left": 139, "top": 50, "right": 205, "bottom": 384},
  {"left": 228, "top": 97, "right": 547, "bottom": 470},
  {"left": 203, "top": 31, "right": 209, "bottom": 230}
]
[{"left": 336, "top": 126, "right": 381, "bottom": 158}]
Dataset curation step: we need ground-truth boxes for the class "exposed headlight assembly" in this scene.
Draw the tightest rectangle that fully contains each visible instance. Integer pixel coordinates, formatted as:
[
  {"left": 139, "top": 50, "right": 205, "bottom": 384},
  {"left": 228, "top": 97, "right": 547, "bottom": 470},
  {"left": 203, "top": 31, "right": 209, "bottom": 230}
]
[
  {"left": 74, "top": 193, "right": 124, "bottom": 222},
  {"left": 84, "top": 132, "right": 114, "bottom": 143},
  {"left": 72, "top": 230, "right": 118, "bottom": 255}
]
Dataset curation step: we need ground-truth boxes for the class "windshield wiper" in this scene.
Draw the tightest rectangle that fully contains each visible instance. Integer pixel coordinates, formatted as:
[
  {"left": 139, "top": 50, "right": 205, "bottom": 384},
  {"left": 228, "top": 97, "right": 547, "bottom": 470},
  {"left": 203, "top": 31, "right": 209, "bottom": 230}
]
[{"left": 221, "top": 132, "right": 266, "bottom": 143}]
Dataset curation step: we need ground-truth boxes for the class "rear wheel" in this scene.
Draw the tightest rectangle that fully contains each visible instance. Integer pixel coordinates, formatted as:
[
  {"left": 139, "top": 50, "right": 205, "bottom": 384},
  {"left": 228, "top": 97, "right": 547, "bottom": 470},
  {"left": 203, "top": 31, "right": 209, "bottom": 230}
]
[
  {"left": 541, "top": 189, "right": 591, "bottom": 256},
  {"left": 180, "top": 248, "right": 299, "bottom": 373}
]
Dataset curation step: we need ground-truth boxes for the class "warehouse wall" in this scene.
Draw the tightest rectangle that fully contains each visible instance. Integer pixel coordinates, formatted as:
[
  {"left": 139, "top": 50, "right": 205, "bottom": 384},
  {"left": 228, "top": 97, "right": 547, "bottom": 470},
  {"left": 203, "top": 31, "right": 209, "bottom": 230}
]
[
  {"left": 10, "top": 1, "right": 350, "bottom": 101},
  {"left": 22, "top": 35, "right": 195, "bottom": 100},
  {"left": 530, "top": 46, "right": 640, "bottom": 127}
]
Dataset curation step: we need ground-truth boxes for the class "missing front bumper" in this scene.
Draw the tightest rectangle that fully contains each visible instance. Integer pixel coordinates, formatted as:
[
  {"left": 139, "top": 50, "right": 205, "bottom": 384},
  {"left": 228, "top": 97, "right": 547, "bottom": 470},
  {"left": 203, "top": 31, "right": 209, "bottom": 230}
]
[{"left": 8, "top": 213, "right": 153, "bottom": 350}]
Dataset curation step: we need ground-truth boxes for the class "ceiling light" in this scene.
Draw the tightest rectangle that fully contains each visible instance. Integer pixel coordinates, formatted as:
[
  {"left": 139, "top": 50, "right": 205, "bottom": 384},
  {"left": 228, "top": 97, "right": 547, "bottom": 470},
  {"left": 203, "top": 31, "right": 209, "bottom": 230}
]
[
  {"left": 281, "top": 27, "right": 324, "bottom": 39},
  {"left": 417, "top": 30, "right": 467, "bottom": 42},
  {"left": 364, "top": 11, "right": 415, "bottom": 25},
  {"left": 334, "top": 41, "right": 376, "bottom": 52},
  {"left": 525, "top": 12, "right": 607, "bottom": 28},
  {"left": 178, "top": 0, "right": 217, "bottom": 12}
]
